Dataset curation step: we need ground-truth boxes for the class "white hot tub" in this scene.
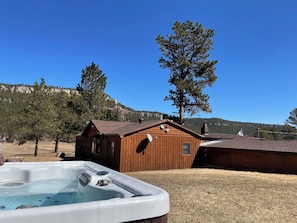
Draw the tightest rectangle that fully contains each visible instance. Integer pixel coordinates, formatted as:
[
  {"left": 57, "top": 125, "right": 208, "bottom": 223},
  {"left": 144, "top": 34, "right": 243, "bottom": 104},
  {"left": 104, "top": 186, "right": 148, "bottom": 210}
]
[{"left": 0, "top": 161, "right": 169, "bottom": 223}]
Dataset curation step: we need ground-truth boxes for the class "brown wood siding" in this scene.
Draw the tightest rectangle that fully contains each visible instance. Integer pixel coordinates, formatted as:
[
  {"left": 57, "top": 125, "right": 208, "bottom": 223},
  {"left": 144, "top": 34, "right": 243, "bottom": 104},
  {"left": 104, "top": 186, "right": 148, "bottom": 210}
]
[
  {"left": 120, "top": 125, "right": 201, "bottom": 172},
  {"left": 75, "top": 136, "right": 85, "bottom": 158},
  {"left": 200, "top": 147, "right": 297, "bottom": 174},
  {"left": 89, "top": 136, "right": 121, "bottom": 171},
  {"left": 86, "top": 126, "right": 98, "bottom": 137},
  {"left": 75, "top": 125, "right": 99, "bottom": 159},
  {"left": 75, "top": 136, "right": 93, "bottom": 159},
  {"left": 76, "top": 121, "right": 202, "bottom": 172},
  {"left": 75, "top": 134, "right": 121, "bottom": 171},
  {"left": 107, "top": 136, "right": 121, "bottom": 170}
]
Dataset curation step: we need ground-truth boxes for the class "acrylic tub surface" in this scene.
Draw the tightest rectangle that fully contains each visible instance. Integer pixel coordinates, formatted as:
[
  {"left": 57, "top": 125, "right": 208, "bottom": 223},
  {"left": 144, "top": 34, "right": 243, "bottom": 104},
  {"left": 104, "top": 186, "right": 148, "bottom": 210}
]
[{"left": 0, "top": 161, "right": 169, "bottom": 223}]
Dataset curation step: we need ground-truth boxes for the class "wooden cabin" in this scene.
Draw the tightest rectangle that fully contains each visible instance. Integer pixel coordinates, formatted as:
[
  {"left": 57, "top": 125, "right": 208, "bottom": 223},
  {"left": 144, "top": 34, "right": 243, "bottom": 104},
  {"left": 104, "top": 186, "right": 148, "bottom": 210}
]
[{"left": 75, "top": 119, "right": 203, "bottom": 172}]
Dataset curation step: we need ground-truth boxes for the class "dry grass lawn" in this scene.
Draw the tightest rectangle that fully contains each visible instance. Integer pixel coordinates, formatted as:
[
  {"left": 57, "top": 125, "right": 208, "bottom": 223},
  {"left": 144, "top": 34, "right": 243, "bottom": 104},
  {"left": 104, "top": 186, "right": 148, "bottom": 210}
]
[
  {"left": 127, "top": 169, "right": 297, "bottom": 223},
  {"left": 2, "top": 141, "right": 297, "bottom": 222},
  {"left": 0, "top": 141, "right": 75, "bottom": 162}
]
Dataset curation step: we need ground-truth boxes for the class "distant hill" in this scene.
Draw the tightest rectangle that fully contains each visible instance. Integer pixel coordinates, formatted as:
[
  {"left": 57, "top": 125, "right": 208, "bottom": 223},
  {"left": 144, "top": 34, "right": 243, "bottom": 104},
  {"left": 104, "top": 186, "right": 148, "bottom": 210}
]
[
  {"left": 0, "top": 83, "right": 75, "bottom": 94},
  {"left": 1, "top": 83, "right": 294, "bottom": 139},
  {"left": 184, "top": 118, "right": 293, "bottom": 139},
  {"left": 0, "top": 83, "right": 164, "bottom": 121}
]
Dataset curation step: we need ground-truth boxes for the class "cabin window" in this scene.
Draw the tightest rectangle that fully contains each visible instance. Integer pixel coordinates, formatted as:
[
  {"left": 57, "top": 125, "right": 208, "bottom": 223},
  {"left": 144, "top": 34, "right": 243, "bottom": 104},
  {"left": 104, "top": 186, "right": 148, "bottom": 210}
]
[
  {"left": 92, "top": 138, "right": 101, "bottom": 153},
  {"left": 110, "top": 141, "right": 115, "bottom": 154},
  {"left": 183, "top": 143, "right": 190, "bottom": 154}
]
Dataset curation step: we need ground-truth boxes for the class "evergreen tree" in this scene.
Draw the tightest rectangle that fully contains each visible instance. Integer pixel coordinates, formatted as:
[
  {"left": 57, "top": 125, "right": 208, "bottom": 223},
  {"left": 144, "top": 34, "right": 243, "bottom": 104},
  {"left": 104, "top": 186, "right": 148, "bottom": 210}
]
[
  {"left": 77, "top": 62, "right": 107, "bottom": 120},
  {"left": 67, "top": 91, "right": 90, "bottom": 131},
  {"left": 286, "top": 108, "right": 297, "bottom": 128},
  {"left": 0, "top": 87, "right": 28, "bottom": 142},
  {"left": 156, "top": 21, "right": 218, "bottom": 124},
  {"left": 284, "top": 108, "right": 297, "bottom": 139},
  {"left": 18, "top": 78, "right": 57, "bottom": 156},
  {"left": 51, "top": 91, "right": 79, "bottom": 152},
  {"left": 282, "top": 125, "right": 297, "bottom": 140}
]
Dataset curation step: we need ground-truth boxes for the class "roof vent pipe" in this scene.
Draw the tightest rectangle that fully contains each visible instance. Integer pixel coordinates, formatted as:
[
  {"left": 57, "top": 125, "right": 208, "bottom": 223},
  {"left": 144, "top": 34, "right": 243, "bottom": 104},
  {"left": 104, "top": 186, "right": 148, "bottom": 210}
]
[{"left": 201, "top": 121, "right": 209, "bottom": 135}]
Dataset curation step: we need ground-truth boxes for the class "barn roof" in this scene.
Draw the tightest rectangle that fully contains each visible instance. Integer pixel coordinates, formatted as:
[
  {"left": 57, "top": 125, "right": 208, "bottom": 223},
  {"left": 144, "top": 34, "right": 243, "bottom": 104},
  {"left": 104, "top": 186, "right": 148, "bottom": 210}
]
[
  {"left": 82, "top": 119, "right": 204, "bottom": 139},
  {"left": 201, "top": 136, "right": 297, "bottom": 153}
]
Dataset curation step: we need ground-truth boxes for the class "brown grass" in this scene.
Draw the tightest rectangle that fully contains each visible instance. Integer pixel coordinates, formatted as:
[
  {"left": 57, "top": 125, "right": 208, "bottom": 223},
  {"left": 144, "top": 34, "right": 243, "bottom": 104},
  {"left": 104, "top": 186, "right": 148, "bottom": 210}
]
[
  {"left": 127, "top": 169, "right": 297, "bottom": 223},
  {"left": 0, "top": 141, "right": 75, "bottom": 162},
  {"left": 2, "top": 141, "right": 297, "bottom": 222}
]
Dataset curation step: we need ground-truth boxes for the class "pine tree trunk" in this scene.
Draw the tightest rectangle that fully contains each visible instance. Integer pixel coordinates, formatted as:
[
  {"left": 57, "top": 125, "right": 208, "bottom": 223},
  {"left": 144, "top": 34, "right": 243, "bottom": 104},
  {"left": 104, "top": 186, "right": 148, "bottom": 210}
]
[
  {"left": 54, "top": 137, "right": 59, "bottom": 153},
  {"left": 179, "top": 105, "right": 184, "bottom": 125},
  {"left": 34, "top": 138, "right": 38, "bottom": 157}
]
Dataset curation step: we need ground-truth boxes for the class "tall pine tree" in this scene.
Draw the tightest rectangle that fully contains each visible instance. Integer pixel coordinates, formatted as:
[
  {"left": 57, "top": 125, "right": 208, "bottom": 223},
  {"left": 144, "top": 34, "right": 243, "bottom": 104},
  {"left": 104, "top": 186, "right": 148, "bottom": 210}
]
[
  {"left": 77, "top": 62, "right": 107, "bottom": 120},
  {"left": 18, "top": 78, "right": 57, "bottom": 156},
  {"left": 156, "top": 21, "right": 218, "bottom": 124}
]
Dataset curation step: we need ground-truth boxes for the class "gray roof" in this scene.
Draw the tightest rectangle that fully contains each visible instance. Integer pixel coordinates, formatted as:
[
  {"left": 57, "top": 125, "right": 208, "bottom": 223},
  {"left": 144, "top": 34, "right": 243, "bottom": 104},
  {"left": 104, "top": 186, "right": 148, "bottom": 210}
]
[
  {"left": 202, "top": 133, "right": 239, "bottom": 140},
  {"left": 201, "top": 136, "right": 297, "bottom": 153}
]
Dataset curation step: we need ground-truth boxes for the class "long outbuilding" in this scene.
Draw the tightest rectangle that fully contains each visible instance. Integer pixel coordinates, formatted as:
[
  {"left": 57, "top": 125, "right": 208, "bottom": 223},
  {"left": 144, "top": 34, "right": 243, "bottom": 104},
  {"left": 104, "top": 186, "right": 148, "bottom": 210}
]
[{"left": 198, "top": 135, "right": 297, "bottom": 174}]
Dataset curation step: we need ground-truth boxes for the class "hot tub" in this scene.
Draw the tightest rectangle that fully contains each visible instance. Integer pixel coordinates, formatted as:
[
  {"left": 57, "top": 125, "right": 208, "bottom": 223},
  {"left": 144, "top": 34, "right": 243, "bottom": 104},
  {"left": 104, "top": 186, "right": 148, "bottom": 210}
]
[{"left": 0, "top": 161, "right": 169, "bottom": 223}]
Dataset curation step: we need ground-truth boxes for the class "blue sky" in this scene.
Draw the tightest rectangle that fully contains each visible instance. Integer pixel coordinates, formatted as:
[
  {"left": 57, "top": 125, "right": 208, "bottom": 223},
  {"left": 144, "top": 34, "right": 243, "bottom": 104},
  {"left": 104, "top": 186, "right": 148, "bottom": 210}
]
[{"left": 1, "top": 0, "right": 296, "bottom": 125}]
